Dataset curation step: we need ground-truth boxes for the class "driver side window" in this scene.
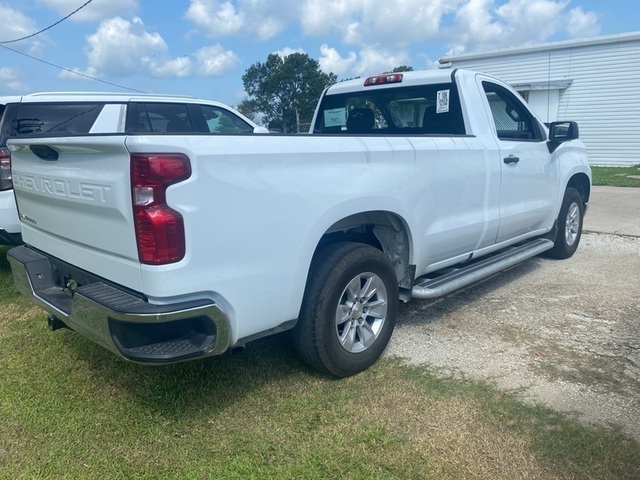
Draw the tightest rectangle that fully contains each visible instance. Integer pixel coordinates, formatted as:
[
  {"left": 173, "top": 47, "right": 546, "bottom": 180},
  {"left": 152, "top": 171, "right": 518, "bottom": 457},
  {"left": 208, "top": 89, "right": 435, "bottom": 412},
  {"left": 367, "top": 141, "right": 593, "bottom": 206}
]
[{"left": 482, "top": 82, "right": 542, "bottom": 141}]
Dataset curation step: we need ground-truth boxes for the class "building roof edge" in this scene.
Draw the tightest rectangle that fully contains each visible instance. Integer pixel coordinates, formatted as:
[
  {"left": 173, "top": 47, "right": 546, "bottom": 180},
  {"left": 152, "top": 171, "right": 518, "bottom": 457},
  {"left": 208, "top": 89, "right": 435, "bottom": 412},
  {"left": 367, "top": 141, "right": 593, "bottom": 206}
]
[{"left": 438, "top": 31, "right": 640, "bottom": 64}]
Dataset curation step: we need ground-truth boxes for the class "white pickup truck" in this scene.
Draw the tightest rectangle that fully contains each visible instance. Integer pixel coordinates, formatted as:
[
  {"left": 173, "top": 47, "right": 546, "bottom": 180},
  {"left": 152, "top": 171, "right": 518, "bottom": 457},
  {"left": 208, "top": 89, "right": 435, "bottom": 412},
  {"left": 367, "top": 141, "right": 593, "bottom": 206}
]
[
  {"left": 0, "top": 96, "right": 23, "bottom": 245},
  {"left": 6, "top": 69, "right": 590, "bottom": 377}
]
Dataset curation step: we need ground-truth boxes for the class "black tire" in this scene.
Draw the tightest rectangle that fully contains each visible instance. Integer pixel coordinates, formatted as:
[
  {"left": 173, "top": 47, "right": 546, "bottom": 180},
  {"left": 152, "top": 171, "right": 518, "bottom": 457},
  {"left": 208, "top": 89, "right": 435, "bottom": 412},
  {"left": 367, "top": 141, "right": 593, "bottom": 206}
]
[
  {"left": 547, "top": 187, "right": 584, "bottom": 259},
  {"left": 292, "top": 242, "right": 399, "bottom": 377}
]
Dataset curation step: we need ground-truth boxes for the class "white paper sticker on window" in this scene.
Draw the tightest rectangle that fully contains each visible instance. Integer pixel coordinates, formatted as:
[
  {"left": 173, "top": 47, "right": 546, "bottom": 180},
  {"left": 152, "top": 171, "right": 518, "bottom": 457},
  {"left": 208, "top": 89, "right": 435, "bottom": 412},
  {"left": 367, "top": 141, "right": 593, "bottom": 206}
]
[
  {"left": 324, "top": 108, "right": 347, "bottom": 128},
  {"left": 436, "top": 90, "right": 450, "bottom": 114}
]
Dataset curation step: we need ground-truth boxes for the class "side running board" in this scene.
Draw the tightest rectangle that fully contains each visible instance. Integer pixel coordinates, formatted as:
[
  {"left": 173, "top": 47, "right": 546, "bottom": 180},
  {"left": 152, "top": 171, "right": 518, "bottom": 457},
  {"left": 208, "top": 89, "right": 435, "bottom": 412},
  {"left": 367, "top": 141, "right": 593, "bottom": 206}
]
[{"left": 411, "top": 238, "right": 554, "bottom": 299}]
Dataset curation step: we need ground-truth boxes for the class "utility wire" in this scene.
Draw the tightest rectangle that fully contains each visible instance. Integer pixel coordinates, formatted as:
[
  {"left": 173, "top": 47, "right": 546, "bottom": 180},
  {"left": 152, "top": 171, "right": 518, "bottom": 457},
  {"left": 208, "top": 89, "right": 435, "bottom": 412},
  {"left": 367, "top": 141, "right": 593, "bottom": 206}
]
[
  {"left": 0, "top": 0, "right": 144, "bottom": 93},
  {"left": 0, "top": 0, "right": 94, "bottom": 44},
  {"left": 0, "top": 43, "right": 146, "bottom": 93}
]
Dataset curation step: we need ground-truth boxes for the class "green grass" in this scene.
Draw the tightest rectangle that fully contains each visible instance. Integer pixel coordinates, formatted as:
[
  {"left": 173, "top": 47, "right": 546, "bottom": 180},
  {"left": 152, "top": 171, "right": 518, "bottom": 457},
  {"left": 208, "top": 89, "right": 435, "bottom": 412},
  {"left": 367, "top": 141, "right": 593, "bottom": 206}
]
[
  {"left": 591, "top": 164, "right": 640, "bottom": 187},
  {"left": 1, "top": 245, "right": 639, "bottom": 479}
]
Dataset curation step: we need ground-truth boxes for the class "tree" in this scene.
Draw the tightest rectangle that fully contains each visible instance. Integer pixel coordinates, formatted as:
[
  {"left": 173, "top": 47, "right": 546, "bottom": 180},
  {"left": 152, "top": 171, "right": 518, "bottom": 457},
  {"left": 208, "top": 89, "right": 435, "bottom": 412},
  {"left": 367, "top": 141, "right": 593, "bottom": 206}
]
[
  {"left": 392, "top": 65, "right": 414, "bottom": 72},
  {"left": 240, "top": 53, "right": 337, "bottom": 133}
]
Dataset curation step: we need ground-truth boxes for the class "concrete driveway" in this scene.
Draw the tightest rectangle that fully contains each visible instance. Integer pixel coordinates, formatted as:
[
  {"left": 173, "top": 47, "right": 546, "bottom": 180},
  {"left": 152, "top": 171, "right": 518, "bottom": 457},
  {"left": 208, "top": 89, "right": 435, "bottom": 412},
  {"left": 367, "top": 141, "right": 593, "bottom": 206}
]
[
  {"left": 585, "top": 186, "right": 640, "bottom": 237},
  {"left": 386, "top": 186, "right": 640, "bottom": 441}
]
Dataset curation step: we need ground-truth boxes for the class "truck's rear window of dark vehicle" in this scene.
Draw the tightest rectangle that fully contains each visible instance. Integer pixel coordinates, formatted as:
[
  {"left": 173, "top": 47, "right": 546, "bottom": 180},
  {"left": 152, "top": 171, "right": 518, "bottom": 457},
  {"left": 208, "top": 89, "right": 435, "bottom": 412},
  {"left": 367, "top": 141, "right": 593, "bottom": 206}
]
[
  {"left": 313, "top": 83, "right": 466, "bottom": 136},
  {"left": 126, "top": 102, "right": 254, "bottom": 135},
  {"left": 0, "top": 103, "right": 104, "bottom": 144}
]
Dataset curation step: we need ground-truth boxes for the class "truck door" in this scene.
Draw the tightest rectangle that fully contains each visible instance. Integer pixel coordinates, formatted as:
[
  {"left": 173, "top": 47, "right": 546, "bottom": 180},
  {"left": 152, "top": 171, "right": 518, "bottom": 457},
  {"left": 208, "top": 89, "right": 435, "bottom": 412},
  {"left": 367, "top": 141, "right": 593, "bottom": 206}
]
[{"left": 481, "top": 80, "right": 560, "bottom": 243}]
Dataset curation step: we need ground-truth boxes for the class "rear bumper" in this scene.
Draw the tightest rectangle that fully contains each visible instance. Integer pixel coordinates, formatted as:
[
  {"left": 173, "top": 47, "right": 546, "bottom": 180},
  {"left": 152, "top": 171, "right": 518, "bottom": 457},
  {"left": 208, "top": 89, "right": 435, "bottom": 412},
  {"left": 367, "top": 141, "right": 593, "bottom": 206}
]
[{"left": 7, "top": 245, "right": 231, "bottom": 363}]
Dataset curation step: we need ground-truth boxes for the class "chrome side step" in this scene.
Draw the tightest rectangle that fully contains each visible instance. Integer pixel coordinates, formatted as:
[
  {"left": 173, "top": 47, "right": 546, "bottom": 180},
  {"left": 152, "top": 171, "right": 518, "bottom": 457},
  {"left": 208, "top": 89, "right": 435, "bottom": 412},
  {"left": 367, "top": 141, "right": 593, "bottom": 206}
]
[{"left": 411, "top": 238, "right": 554, "bottom": 299}]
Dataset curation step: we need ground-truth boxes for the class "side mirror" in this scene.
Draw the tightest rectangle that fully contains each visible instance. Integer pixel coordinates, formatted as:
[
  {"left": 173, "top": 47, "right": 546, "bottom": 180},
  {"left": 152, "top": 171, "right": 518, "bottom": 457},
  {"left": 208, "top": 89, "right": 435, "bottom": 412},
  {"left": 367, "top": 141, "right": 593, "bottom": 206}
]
[
  {"left": 549, "top": 121, "right": 579, "bottom": 141},
  {"left": 253, "top": 126, "right": 270, "bottom": 134},
  {"left": 547, "top": 121, "right": 579, "bottom": 153}
]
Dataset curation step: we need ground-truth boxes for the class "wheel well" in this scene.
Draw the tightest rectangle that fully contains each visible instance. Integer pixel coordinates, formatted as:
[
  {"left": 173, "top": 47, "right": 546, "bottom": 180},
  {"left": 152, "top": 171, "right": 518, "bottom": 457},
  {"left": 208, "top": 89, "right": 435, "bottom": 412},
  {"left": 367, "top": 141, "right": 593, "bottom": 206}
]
[
  {"left": 567, "top": 173, "right": 591, "bottom": 204},
  {"left": 315, "top": 212, "right": 414, "bottom": 290}
]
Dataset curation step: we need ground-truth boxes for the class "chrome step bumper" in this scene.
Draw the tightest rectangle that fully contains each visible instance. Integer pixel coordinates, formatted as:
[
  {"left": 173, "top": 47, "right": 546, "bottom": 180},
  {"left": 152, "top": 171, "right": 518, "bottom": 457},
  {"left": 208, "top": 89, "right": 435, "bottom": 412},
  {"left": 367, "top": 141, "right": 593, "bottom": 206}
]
[{"left": 7, "top": 245, "right": 231, "bottom": 364}]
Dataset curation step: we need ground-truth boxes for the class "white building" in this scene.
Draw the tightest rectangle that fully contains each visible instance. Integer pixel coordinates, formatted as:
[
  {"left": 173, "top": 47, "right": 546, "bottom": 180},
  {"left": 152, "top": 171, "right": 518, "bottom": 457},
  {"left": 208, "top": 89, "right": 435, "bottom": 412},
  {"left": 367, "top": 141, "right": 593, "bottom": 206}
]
[{"left": 438, "top": 32, "right": 640, "bottom": 166}]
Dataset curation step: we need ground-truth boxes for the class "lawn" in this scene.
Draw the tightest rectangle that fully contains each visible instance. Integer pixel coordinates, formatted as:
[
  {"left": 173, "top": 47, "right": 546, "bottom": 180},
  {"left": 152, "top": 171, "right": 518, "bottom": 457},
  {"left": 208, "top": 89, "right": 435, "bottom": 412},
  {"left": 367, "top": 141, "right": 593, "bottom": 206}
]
[
  {"left": 591, "top": 164, "right": 640, "bottom": 187},
  {"left": 1, "top": 245, "right": 639, "bottom": 479}
]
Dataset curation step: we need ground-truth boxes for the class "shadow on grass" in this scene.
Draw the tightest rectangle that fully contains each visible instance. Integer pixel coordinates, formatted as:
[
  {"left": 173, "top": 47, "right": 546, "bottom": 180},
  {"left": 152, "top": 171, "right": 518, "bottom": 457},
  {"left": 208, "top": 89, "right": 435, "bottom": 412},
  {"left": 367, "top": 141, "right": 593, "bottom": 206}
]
[
  {"left": 2, "top": 245, "right": 547, "bottom": 423},
  {"left": 0, "top": 245, "right": 324, "bottom": 420},
  {"left": 57, "top": 327, "right": 322, "bottom": 418},
  {"left": 0, "top": 245, "right": 10, "bottom": 270},
  {"left": 52, "top": 261, "right": 543, "bottom": 420}
]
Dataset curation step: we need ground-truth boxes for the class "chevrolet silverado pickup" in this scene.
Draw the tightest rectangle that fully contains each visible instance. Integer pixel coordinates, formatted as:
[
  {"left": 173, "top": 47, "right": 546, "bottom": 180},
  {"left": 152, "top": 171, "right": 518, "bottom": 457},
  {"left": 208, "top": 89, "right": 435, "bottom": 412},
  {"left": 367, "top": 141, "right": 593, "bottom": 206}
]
[{"left": 6, "top": 70, "right": 591, "bottom": 377}]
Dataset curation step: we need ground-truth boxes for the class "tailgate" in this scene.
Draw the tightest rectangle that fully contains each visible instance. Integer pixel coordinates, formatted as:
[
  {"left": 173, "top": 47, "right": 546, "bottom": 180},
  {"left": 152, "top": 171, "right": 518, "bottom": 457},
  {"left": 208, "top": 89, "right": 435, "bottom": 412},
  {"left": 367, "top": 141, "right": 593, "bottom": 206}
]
[{"left": 9, "top": 136, "right": 142, "bottom": 288}]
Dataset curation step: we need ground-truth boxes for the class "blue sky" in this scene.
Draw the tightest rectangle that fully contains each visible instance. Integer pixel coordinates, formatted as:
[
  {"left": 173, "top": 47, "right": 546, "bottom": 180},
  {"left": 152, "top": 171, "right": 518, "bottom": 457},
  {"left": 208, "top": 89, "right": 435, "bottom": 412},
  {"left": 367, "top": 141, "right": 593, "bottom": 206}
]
[{"left": 0, "top": 0, "right": 638, "bottom": 107}]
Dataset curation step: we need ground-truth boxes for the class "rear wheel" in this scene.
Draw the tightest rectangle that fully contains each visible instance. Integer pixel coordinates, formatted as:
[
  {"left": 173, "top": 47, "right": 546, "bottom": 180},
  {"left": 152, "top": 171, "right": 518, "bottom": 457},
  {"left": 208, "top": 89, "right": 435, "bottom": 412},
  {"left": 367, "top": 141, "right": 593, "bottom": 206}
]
[
  {"left": 548, "top": 187, "right": 584, "bottom": 259},
  {"left": 292, "top": 242, "right": 399, "bottom": 377}
]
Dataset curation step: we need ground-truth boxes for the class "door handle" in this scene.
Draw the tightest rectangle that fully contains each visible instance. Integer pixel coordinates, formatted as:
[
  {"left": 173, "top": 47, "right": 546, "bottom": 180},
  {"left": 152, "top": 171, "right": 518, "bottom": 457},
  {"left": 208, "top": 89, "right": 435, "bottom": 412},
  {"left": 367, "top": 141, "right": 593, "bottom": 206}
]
[{"left": 503, "top": 155, "right": 520, "bottom": 164}]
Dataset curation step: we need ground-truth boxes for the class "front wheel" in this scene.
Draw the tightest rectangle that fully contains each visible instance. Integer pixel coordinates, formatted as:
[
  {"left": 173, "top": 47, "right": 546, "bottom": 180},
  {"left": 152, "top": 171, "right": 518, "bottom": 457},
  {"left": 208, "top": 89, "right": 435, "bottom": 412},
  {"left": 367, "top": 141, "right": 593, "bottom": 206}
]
[
  {"left": 547, "top": 187, "right": 584, "bottom": 259},
  {"left": 292, "top": 242, "right": 399, "bottom": 377}
]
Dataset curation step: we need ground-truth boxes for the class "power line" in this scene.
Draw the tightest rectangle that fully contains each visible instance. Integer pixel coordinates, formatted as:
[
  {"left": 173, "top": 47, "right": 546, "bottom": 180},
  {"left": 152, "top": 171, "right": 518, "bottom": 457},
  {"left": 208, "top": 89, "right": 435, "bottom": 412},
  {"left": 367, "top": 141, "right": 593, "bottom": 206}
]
[
  {"left": 0, "top": 0, "right": 94, "bottom": 44},
  {"left": 0, "top": 44, "right": 146, "bottom": 93},
  {"left": 0, "top": 0, "right": 143, "bottom": 93}
]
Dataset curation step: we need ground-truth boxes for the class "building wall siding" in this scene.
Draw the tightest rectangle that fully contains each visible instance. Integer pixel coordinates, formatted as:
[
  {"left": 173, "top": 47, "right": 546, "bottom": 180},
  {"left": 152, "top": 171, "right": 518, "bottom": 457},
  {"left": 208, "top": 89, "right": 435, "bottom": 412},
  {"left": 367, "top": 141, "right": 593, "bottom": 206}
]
[{"left": 441, "top": 34, "right": 640, "bottom": 166}]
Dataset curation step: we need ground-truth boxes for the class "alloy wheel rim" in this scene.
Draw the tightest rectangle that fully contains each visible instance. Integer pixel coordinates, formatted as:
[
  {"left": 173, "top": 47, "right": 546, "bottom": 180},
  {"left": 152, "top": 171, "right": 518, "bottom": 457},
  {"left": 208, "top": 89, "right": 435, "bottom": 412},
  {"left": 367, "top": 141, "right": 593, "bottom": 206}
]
[
  {"left": 335, "top": 272, "right": 388, "bottom": 353},
  {"left": 565, "top": 202, "right": 580, "bottom": 246}
]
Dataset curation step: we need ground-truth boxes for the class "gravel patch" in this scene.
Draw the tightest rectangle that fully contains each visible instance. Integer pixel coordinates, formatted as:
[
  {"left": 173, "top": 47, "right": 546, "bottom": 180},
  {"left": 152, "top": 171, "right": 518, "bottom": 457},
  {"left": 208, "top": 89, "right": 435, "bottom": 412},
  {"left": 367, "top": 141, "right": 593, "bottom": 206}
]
[{"left": 386, "top": 233, "right": 640, "bottom": 441}]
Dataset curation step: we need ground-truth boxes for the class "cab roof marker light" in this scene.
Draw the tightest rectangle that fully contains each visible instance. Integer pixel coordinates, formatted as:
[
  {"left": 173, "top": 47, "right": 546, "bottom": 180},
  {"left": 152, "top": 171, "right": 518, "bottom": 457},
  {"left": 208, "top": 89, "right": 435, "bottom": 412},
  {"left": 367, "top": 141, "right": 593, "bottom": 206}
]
[{"left": 364, "top": 74, "right": 403, "bottom": 86}]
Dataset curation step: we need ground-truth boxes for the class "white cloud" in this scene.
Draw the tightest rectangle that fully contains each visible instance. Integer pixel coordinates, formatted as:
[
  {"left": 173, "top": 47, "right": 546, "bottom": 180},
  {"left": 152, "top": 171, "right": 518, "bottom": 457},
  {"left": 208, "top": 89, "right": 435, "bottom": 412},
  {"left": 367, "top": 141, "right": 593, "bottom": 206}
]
[
  {"left": 0, "top": 5, "right": 37, "bottom": 41},
  {"left": 318, "top": 44, "right": 356, "bottom": 75},
  {"left": 565, "top": 7, "right": 600, "bottom": 38},
  {"left": 0, "top": 67, "right": 27, "bottom": 91},
  {"left": 38, "top": 0, "right": 140, "bottom": 21},
  {"left": 442, "top": 45, "right": 467, "bottom": 58},
  {"left": 81, "top": 17, "right": 170, "bottom": 76},
  {"left": 51, "top": 0, "right": 602, "bottom": 88},
  {"left": 184, "top": 0, "right": 303, "bottom": 41},
  {"left": 180, "top": 0, "right": 601, "bottom": 74},
  {"left": 194, "top": 44, "right": 240, "bottom": 75},
  {"left": 184, "top": 0, "right": 245, "bottom": 37},
  {"left": 353, "top": 46, "right": 411, "bottom": 76},
  {"left": 65, "top": 17, "right": 240, "bottom": 80},
  {"left": 447, "top": 0, "right": 602, "bottom": 54},
  {"left": 68, "top": 17, "right": 195, "bottom": 78},
  {"left": 256, "top": 17, "right": 285, "bottom": 41},
  {"left": 300, "top": 0, "right": 462, "bottom": 46},
  {"left": 495, "top": 0, "right": 568, "bottom": 42},
  {"left": 273, "top": 47, "right": 306, "bottom": 58},
  {"left": 300, "top": 0, "right": 353, "bottom": 37},
  {"left": 0, "top": 4, "right": 47, "bottom": 53},
  {"left": 143, "top": 57, "right": 192, "bottom": 78},
  {"left": 453, "top": 0, "right": 505, "bottom": 45}
]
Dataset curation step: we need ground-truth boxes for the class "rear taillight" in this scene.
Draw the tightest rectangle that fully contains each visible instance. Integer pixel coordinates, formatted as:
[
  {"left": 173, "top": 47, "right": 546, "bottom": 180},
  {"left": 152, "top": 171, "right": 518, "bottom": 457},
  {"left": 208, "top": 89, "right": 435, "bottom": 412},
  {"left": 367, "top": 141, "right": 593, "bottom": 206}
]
[
  {"left": 0, "top": 147, "right": 12, "bottom": 191},
  {"left": 131, "top": 153, "right": 191, "bottom": 265}
]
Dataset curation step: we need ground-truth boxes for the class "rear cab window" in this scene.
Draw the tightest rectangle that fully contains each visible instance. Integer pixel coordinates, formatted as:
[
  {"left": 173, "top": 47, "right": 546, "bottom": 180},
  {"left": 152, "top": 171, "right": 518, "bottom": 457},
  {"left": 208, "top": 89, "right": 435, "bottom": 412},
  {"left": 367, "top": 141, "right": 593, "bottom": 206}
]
[
  {"left": 126, "top": 103, "right": 254, "bottom": 134},
  {"left": 313, "top": 82, "right": 466, "bottom": 135},
  {"left": 0, "top": 100, "right": 256, "bottom": 144},
  {"left": 0, "top": 103, "right": 105, "bottom": 144}
]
